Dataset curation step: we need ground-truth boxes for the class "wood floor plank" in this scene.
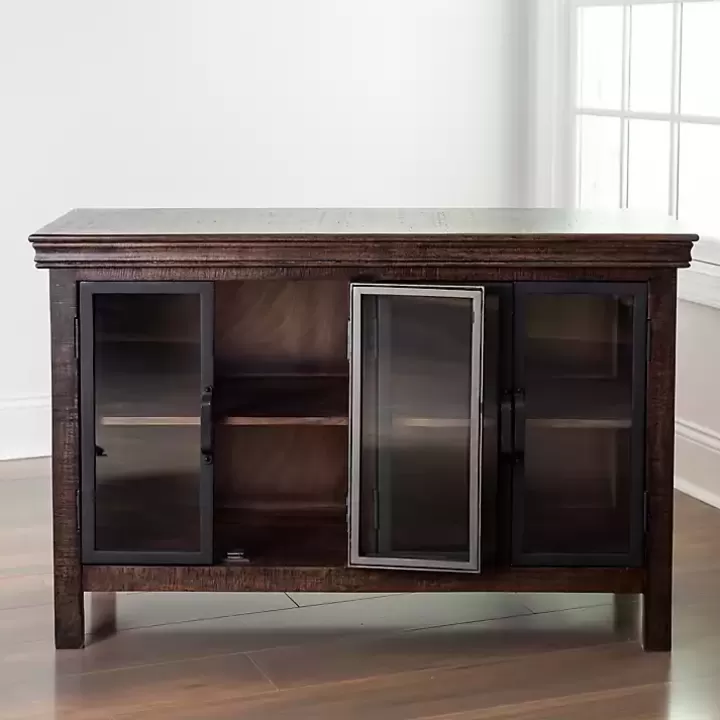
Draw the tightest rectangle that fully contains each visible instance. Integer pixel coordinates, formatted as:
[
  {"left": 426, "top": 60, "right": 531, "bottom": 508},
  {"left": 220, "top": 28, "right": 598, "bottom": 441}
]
[
  {"left": 1, "top": 459, "right": 720, "bottom": 719},
  {"left": 0, "top": 573, "right": 52, "bottom": 610},
  {"left": 249, "top": 604, "right": 638, "bottom": 691}
]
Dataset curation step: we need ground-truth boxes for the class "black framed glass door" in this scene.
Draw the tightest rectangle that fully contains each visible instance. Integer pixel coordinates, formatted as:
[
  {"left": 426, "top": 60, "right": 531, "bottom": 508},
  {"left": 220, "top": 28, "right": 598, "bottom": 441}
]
[
  {"left": 348, "top": 284, "right": 486, "bottom": 572},
  {"left": 79, "top": 282, "right": 214, "bottom": 564},
  {"left": 512, "top": 282, "right": 647, "bottom": 567}
]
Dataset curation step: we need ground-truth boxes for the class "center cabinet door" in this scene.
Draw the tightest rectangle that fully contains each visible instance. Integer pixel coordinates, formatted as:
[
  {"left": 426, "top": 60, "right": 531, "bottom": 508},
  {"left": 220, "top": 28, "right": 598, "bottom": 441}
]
[{"left": 348, "top": 284, "right": 488, "bottom": 572}]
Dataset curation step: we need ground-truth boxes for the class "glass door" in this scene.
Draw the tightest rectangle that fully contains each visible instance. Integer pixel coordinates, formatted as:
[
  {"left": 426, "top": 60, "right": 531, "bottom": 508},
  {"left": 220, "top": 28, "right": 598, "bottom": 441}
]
[
  {"left": 80, "top": 282, "right": 214, "bottom": 564},
  {"left": 512, "top": 283, "right": 647, "bottom": 567},
  {"left": 348, "top": 284, "right": 486, "bottom": 572}
]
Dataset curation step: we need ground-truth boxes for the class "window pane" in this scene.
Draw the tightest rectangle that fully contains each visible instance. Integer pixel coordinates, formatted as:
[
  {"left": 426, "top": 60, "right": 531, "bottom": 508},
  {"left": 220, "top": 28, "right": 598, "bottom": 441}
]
[
  {"left": 578, "top": 115, "right": 621, "bottom": 209},
  {"left": 577, "top": 6, "right": 623, "bottom": 110},
  {"left": 630, "top": 4, "right": 673, "bottom": 113},
  {"left": 682, "top": 2, "right": 720, "bottom": 117},
  {"left": 679, "top": 124, "right": 720, "bottom": 238},
  {"left": 628, "top": 120, "right": 671, "bottom": 214}
]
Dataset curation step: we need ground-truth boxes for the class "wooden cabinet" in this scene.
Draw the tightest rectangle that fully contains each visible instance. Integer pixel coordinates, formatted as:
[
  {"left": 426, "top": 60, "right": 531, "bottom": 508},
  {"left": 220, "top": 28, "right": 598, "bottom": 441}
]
[{"left": 29, "top": 208, "right": 696, "bottom": 651}]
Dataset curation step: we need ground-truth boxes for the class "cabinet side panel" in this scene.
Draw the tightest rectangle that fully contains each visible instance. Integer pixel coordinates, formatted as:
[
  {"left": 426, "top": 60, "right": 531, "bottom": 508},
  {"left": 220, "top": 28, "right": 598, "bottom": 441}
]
[
  {"left": 49, "top": 269, "right": 84, "bottom": 648},
  {"left": 643, "top": 270, "right": 677, "bottom": 651}
]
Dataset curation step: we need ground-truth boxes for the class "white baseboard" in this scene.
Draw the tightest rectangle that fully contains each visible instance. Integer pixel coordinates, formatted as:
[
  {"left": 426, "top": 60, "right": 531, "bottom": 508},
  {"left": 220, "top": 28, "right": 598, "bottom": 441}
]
[
  {"left": 0, "top": 395, "right": 51, "bottom": 461},
  {"left": 675, "top": 417, "right": 720, "bottom": 511}
]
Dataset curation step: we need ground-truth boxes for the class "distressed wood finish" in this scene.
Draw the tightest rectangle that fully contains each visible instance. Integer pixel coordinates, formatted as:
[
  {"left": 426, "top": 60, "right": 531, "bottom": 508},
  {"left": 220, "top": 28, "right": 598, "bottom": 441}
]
[
  {"left": 83, "top": 565, "right": 644, "bottom": 594},
  {"left": 49, "top": 270, "right": 85, "bottom": 649},
  {"left": 31, "top": 209, "right": 696, "bottom": 652},
  {"left": 71, "top": 267, "right": 661, "bottom": 283},
  {"left": 215, "top": 280, "right": 348, "bottom": 375},
  {"left": 30, "top": 208, "right": 696, "bottom": 269},
  {"left": 643, "top": 271, "right": 678, "bottom": 651}
]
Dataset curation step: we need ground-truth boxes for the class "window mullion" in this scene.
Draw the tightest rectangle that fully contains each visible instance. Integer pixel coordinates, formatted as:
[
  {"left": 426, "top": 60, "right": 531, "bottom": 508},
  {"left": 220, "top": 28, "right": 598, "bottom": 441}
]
[
  {"left": 619, "top": 3, "right": 631, "bottom": 209},
  {"left": 669, "top": 1, "right": 683, "bottom": 219}
]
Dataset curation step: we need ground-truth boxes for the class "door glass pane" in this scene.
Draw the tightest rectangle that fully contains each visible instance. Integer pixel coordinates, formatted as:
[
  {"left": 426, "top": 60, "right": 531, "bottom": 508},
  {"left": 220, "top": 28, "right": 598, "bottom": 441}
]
[
  {"left": 679, "top": 123, "right": 720, "bottom": 239},
  {"left": 578, "top": 115, "right": 622, "bottom": 209},
  {"left": 577, "top": 6, "right": 623, "bottom": 110},
  {"left": 93, "top": 293, "right": 202, "bottom": 553},
  {"left": 681, "top": 2, "right": 720, "bottom": 117},
  {"left": 628, "top": 119, "right": 671, "bottom": 214},
  {"left": 630, "top": 3, "right": 673, "bottom": 113},
  {"left": 354, "top": 290, "right": 480, "bottom": 567},
  {"left": 519, "top": 292, "right": 637, "bottom": 561}
]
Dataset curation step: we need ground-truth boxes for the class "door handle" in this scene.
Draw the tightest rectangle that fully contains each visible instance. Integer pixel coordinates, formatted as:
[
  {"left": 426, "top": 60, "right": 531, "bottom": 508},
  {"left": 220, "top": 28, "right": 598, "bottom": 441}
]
[
  {"left": 513, "top": 388, "right": 525, "bottom": 461},
  {"left": 201, "top": 385, "right": 213, "bottom": 463},
  {"left": 500, "top": 392, "right": 513, "bottom": 455}
]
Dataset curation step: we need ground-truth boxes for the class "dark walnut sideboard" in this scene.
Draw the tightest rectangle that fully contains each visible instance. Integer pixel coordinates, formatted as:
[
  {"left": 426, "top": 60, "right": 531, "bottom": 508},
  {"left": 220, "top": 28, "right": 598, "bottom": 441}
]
[{"left": 29, "top": 208, "right": 696, "bottom": 651}]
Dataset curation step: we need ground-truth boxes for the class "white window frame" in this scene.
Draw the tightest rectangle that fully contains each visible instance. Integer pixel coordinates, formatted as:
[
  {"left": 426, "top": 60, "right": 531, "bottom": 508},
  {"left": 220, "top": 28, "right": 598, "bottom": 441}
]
[{"left": 535, "top": 0, "right": 720, "bottom": 306}]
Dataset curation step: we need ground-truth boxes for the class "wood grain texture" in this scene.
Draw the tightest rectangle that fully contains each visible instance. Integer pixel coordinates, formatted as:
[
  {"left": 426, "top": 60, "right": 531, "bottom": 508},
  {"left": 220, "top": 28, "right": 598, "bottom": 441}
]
[
  {"left": 31, "top": 208, "right": 699, "bottom": 237},
  {"left": 49, "top": 270, "right": 84, "bottom": 648},
  {"left": 215, "top": 281, "right": 348, "bottom": 375},
  {"left": 215, "top": 425, "right": 347, "bottom": 515},
  {"left": 72, "top": 266, "right": 660, "bottom": 283},
  {"left": 29, "top": 208, "right": 697, "bottom": 269},
  {"left": 82, "top": 565, "right": 643, "bottom": 594},
  {"left": 643, "top": 270, "right": 677, "bottom": 651}
]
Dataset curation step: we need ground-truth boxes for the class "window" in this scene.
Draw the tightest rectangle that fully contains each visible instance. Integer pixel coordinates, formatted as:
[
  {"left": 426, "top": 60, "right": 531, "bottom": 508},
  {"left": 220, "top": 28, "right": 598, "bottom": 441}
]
[{"left": 571, "top": 0, "right": 720, "bottom": 243}]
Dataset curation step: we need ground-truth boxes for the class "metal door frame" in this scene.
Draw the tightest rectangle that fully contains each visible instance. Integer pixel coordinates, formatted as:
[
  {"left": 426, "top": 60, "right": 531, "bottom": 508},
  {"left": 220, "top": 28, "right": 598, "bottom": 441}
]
[
  {"left": 511, "top": 281, "right": 647, "bottom": 567},
  {"left": 79, "top": 281, "right": 214, "bottom": 565},
  {"left": 348, "top": 283, "right": 485, "bottom": 572}
]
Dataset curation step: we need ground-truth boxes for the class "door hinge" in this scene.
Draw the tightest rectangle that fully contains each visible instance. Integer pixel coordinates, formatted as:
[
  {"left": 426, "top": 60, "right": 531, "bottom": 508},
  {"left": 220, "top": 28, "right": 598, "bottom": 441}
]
[
  {"left": 646, "top": 318, "right": 652, "bottom": 365},
  {"left": 643, "top": 491, "right": 648, "bottom": 534},
  {"left": 73, "top": 317, "right": 79, "bottom": 361},
  {"left": 347, "top": 319, "right": 352, "bottom": 361},
  {"left": 75, "top": 489, "right": 81, "bottom": 532}
]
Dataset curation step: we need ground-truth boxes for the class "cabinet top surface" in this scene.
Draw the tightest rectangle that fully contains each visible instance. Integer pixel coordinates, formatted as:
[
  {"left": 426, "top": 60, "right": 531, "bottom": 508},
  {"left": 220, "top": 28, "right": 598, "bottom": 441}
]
[
  {"left": 30, "top": 208, "right": 697, "bottom": 270},
  {"left": 32, "top": 207, "right": 696, "bottom": 240}
]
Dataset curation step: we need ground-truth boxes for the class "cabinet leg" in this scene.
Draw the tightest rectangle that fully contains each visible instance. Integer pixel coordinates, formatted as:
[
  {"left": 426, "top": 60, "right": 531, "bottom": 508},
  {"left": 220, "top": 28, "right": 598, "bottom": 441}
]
[
  {"left": 54, "top": 584, "right": 85, "bottom": 650},
  {"left": 88, "top": 592, "right": 117, "bottom": 641},
  {"left": 642, "top": 272, "right": 675, "bottom": 653},
  {"left": 642, "top": 587, "right": 672, "bottom": 652},
  {"left": 612, "top": 593, "right": 639, "bottom": 637}
]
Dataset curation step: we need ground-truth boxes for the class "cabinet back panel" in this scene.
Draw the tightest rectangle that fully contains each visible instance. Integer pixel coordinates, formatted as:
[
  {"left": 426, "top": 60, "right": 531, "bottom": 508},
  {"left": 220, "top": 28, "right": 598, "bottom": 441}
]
[
  {"left": 215, "top": 281, "right": 349, "bottom": 376},
  {"left": 215, "top": 425, "right": 348, "bottom": 511}
]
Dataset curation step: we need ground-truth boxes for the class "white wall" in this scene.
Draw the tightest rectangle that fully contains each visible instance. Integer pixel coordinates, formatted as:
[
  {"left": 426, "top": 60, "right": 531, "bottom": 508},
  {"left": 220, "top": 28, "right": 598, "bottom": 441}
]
[
  {"left": 676, "top": 288, "right": 720, "bottom": 509},
  {"left": 0, "top": 0, "right": 528, "bottom": 460}
]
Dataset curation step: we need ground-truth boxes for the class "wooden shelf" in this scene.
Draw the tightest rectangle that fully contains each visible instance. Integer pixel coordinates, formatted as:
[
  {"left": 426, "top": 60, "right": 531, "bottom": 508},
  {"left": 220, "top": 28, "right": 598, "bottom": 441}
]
[
  {"left": 101, "top": 416, "right": 199, "bottom": 427},
  {"left": 218, "top": 375, "right": 349, "bottom": 427},
  {"left": 526, "top": 379, "right": 632, "bottom": 430},
  {"left": 217, "top": 514, "right": 348, "bottom": 567},
  {"left": 98, "top": 374, "right": 350, "bottom": 428}
]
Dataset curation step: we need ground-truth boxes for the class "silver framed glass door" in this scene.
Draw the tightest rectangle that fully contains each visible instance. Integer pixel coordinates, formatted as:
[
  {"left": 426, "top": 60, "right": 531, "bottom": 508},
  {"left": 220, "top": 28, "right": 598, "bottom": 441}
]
[{"left": 348, "top": 284, "right": 485, "bottom": 572}]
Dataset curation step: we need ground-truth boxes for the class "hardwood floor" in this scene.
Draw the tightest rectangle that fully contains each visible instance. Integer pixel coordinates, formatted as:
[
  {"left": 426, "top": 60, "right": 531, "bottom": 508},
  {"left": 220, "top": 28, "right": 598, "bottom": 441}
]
[{"left": 1, "top": 458, "right": 720, "bottom": 719}]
